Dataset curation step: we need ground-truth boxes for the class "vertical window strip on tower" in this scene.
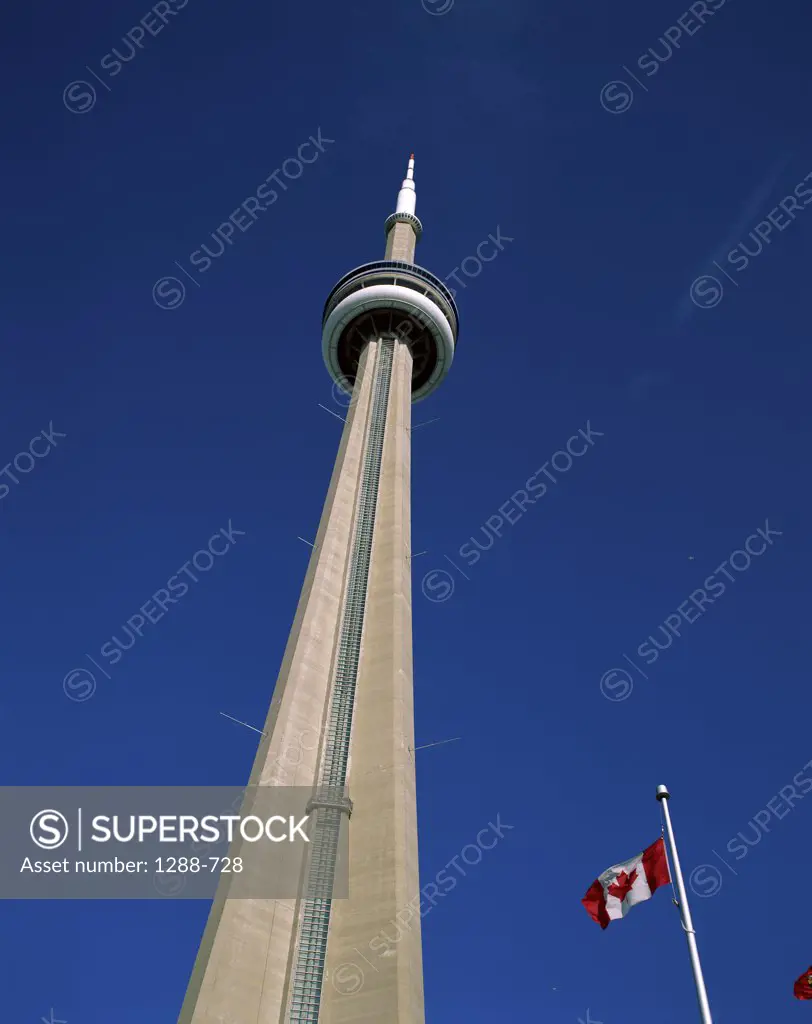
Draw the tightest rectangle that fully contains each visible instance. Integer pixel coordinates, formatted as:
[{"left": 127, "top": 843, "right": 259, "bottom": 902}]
[{"left": 287, "top": 338, "right": 396, "bottom": 1023}]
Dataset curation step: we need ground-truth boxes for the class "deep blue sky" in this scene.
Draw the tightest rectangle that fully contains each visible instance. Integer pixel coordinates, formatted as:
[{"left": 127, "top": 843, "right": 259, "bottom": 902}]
[{"left": 2, "top": 0, "right": 812, "bottom": 1020}]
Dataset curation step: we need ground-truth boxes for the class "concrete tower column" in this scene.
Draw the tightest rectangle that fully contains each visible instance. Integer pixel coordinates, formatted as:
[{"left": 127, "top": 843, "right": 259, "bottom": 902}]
[
  {"left": 320, "top": 337, "right": 422, "bottom": 1024},
  {"left": 178, "top": 342, "right": 381, "bottom": 1024}
]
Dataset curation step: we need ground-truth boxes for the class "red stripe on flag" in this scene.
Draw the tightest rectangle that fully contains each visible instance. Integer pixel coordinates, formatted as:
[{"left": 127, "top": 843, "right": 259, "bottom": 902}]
[
  {"left": 793, "top": 966, "right": 812, "bottom": 1000},
  {"left": 581, "top": 878, "right": 610, "bottom": 929},
  {"left": 641, "top": 836, "right": 670, "bottom": 892}
]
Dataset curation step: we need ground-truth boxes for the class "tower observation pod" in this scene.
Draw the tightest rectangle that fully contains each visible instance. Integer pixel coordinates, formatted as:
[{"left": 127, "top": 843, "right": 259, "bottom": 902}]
[
  {"left": 322, "top": 155, "right": 459, "bottom": 402},
  {"left": 177, "top": 158, "right": 460, "bottom": 1024}
]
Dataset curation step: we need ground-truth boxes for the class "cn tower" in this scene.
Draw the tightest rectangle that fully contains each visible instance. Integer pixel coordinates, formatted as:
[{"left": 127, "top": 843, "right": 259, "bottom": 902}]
[{"left": 179, "top": 156, "right": 459, "bottom": 1023}]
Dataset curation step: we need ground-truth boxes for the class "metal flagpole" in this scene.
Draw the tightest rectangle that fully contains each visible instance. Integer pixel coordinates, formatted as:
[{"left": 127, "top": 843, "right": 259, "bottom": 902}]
[{"left": 656, "top": 785, "right": 713, "bottom": 1024}]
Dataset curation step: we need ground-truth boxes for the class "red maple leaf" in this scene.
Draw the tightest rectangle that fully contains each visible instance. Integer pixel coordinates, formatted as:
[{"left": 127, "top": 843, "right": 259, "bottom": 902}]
[{"left": 607, "top": 868, "right": 638, "bottom": 902}]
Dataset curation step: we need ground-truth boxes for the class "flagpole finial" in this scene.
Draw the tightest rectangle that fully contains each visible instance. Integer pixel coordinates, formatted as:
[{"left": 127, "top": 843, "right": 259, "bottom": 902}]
[{"left": 656, "top": 785, "right": 670, "bottom": 801}]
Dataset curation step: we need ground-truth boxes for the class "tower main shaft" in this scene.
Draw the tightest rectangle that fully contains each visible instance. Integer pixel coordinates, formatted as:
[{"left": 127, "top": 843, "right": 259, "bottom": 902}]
[{"left": 178, "top": 158, "right": 458, "bottom": 1024}]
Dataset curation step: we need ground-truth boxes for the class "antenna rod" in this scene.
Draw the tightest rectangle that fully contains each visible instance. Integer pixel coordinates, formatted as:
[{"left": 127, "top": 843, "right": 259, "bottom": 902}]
[
  {"left": 413, "top": 737, "right": 461, "bottom": 752},
  {"left": 219, "top": 712, "right": 266, "bottom": 736}
]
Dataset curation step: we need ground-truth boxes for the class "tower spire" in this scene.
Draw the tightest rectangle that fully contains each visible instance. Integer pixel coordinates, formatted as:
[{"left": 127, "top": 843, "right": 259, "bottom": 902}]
[
  {"left": 396, "top": 154, "right": 416, "bottom": 215},
  {"left": 385, "top": 153, "right": 422, "bottom": 262}
]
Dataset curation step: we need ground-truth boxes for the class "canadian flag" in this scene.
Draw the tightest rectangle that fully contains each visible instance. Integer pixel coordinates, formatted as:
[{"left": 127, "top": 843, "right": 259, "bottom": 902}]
[{"left": 582, "top": 837, "right": 670, "bottom": 929}]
